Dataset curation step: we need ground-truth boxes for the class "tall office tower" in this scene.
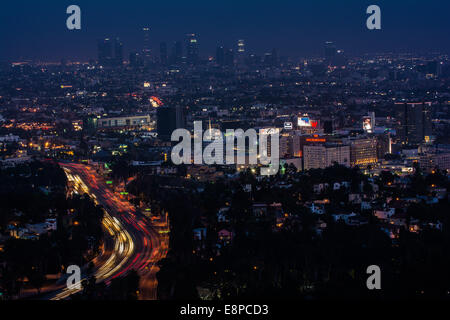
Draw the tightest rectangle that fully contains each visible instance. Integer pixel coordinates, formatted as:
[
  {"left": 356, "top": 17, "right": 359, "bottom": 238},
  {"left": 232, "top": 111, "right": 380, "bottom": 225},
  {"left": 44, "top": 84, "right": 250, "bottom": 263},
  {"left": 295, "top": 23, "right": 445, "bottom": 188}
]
[
  {"left": 142, "top": 27, "right": 151, "bottom": 63},
  {"left": 348, "top": 138, "right": 378, "bottom": 167},
  {"left": 303, "top": 144, "right": 350, "bottom": 170},
  {"left": 280, "top": 134, "right": 292, "bottom": 158},
  {"left": 129, "top": 52, "right": 142, "bottom": 68},
  {"left": 271, "top": 48, "right": 278, "bottom": 66},
  {"left": 216, "top": 46, "right": 225, "bottom": 66},
  {"left": 237, "top": 40, "right": 245, "bottom": 65},
  {"left": 423, "top": 103, "right": 433, "bottom": 139},
  {"left": 98, "top": 38, "right": 113, "bottom": 66},
  {"left": 263, "top": 52, "right": 273, "bottom": 66},
  {"left": 324, "top": 41, "right": 337, "bottom": 65},
  {"left": 160, "top": 42, "right": 168, "bottom": 66},
  {"left": 157, "top": 106, "right": 186, "bottom": 141},
  {"left": 397, "top": 102, "right": 433, "bottom": 145},
  {"left": 377, "top": 133, "right": 392, "bottom": 159},
  {"left": 186, "top": 33, "right": 199, "bottom": 64},
  {"left": 170, "top": 41, "right": 183, "bottom": 65},
  {"left": 224, "top": 49, "right": 234, "bottom": 67},
  {"left": 279, "top": 132, "right": 302, "bottom": 158},
  {"left": 334, "top": 49, "right": 348, "bottom": 67},
  {"left": 114, "top": 38, "right": 124, "bottom": 66}
]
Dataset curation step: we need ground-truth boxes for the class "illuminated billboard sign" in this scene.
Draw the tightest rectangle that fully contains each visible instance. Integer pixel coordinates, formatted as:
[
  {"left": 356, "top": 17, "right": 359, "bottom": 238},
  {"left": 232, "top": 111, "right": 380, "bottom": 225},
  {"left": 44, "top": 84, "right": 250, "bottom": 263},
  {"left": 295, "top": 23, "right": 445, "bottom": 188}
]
[
  {"left": 298, "top": 117, "right": 312, "bottom": 127},
  {"left": 363, "top": 112, "right": 375, "bottom": 133},
  {"left": 284, "top": 122, "right": 293, "bottom": 130},
  {"left": 363, "top": 116, "right": 373, "bottom": 133},
  {"left": 298, "top": 117, "right": 319, "bottom": 128}
]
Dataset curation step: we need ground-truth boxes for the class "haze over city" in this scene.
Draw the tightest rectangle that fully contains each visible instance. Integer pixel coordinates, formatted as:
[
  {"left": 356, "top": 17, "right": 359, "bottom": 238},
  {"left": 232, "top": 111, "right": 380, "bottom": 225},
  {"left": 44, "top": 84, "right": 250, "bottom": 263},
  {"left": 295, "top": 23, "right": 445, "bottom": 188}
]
[{"left": 1, "top": 0, "right": 450, "bottom": 61}]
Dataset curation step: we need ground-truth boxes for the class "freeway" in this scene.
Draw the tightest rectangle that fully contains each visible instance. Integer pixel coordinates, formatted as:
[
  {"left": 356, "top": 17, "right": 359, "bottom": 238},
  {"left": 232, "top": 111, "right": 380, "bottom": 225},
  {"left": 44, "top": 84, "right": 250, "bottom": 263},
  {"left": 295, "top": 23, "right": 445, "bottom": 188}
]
[{"left": 48, "top": 163, "right": 169, "bottom": 300}]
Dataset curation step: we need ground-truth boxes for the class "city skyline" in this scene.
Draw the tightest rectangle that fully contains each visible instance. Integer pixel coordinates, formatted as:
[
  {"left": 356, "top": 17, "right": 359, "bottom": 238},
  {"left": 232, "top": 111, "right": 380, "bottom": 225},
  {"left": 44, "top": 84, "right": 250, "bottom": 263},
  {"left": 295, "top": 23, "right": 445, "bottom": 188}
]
[{"left": 1, "top": 0, "right": 450, "bottom": 61}]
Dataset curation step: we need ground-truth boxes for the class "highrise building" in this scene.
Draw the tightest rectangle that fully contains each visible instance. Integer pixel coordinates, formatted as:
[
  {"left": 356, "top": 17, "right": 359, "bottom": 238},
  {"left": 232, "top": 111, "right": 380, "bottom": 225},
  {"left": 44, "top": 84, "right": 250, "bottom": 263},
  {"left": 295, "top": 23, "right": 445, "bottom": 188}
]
[
  {"left": 129, "top": 52, "right": 142, "bottom": 68},
  {"left": 157, "top": 106, "right": 186, "bottom": 141},
  {"left": 377, "top": 133, "right": 392, "bottom": 159},
  {"left": 98, "top": 38, "right": 113, "bottom": 66},
  {"left": 114, "top": 38, "right": 123, "bottom": 66},
  {"left": 264, "top": 52, "right": 273, "bottom": 67},
  {"left": 142, "top": 27, "right": 151, "bottom": 64},
  {"left": 237, "top": 40, "right": 245, "bottom": 65},
  {"left": 160, "top": 42, "right": 168, "bottom": 66},
  {"left": 397, "top": 102, "right": 433, "bottom": 145},
  {"left": 186, "top": 33, "right": 199, "bottom": 64},
  {"left": 98, "top": 38, "right": 123, "bottom": 67},
  {"left": 170, "top": 41, "right": 183, "bottom": 65},
  {"left": 334, "top": 50, "right": 348, "bottom": 67},
  {"left": 224, "top": 49, "right": 234, "bottom": 67},
  {"left": 216, "top": 46, "right": 225, "bottom": 66},
  {"left": 271, "top": 48, "right": 278, "bottom": 66},
  {"left": 324, "top": 41, "right": 337, "bottom": 66}
]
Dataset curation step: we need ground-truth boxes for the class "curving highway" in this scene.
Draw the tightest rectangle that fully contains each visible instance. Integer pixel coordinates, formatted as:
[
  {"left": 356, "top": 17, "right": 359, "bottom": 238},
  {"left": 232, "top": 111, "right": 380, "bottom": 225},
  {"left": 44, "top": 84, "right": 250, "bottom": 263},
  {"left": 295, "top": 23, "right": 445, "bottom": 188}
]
[{"left": 48, "top": 163, "right": 169, "bottom": 300}]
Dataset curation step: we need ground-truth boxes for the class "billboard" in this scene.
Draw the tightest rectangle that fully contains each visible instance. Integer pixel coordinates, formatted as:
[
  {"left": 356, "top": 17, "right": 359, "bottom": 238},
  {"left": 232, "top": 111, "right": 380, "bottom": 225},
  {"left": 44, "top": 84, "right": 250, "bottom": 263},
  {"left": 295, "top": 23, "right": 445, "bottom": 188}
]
[
  {"left": 363, "top": 115, "right": 374, "bottom": 133},
  {"left": 298, "top": 117, "right": 312, "bottom": 127},
  {"left": 298, "top": 117, "right": 319, "bottom": 128}
]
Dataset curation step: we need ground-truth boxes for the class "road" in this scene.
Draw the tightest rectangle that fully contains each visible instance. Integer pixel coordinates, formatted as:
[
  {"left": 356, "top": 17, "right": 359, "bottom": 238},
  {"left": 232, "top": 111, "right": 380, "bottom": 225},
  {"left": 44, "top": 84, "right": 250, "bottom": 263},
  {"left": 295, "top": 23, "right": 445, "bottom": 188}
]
[{"left": 47, "top": 163, "right": 169, "bottom": 300}]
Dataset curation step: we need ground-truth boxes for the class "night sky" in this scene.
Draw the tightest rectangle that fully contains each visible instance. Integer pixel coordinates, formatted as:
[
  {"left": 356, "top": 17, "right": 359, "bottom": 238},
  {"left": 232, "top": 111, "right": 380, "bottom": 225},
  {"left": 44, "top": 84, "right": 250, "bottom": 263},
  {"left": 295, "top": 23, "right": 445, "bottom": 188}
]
[{"left": 0, "top": 0, "right": 449, "bottom": 61}]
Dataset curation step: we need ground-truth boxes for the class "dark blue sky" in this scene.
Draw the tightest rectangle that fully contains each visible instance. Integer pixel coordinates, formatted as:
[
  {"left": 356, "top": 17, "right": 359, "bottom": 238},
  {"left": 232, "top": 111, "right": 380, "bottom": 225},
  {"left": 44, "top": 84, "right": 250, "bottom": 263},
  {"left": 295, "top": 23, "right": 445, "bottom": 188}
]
[{"left": 1, "top": 0, "right": 449, "bottom": 61}]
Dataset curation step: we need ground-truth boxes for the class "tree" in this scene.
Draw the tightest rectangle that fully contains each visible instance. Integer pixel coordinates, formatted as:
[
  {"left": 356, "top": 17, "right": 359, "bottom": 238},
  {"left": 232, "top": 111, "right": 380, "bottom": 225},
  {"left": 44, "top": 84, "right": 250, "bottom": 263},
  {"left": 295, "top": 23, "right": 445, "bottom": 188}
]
[{"left": 26, "top": 268, "right": 46, "bottom": 295}]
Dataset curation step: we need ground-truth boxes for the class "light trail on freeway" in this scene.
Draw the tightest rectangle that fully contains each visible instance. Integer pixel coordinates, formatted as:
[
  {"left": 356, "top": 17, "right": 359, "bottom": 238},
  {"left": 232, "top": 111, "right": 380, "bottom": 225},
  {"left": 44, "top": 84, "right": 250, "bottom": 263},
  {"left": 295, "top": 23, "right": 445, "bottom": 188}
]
[{"left": 47, "top": 163, "right": 169, "bottom": 300}]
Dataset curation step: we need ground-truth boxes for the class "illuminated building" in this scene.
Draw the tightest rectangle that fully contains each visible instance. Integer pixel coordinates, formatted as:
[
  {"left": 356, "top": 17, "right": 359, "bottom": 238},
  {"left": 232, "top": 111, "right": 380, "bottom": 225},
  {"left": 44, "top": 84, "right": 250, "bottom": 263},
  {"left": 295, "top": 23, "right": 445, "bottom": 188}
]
[
  {"left": 297, "top": 115, "right": 320, "bottom": 134},
  {"left": 186, "top": 33, "right": 199, "bottom": 64},
  {"left": 237, "top": 40, "right": 245, "bottom": 54},
  {"left": 419, "top": 152, "right": 450, "bottom": 173},
  {"left": 348, "top": 138, "right": 378, "bottom": 167},
  {"left": 280, "top": 134, "right": 291, "bottom": 158},
  {"left": 98, "top": 115, "right": 152, "bottom": 129},
  {"left": 303, "top": 144, "right": 350, "bottom": 170},
  {"left": 143, "top": 27, "right": 151, "bottom": 63},
  {"left": 237, "top": 40, "right": 245, "bottom": 66}
]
